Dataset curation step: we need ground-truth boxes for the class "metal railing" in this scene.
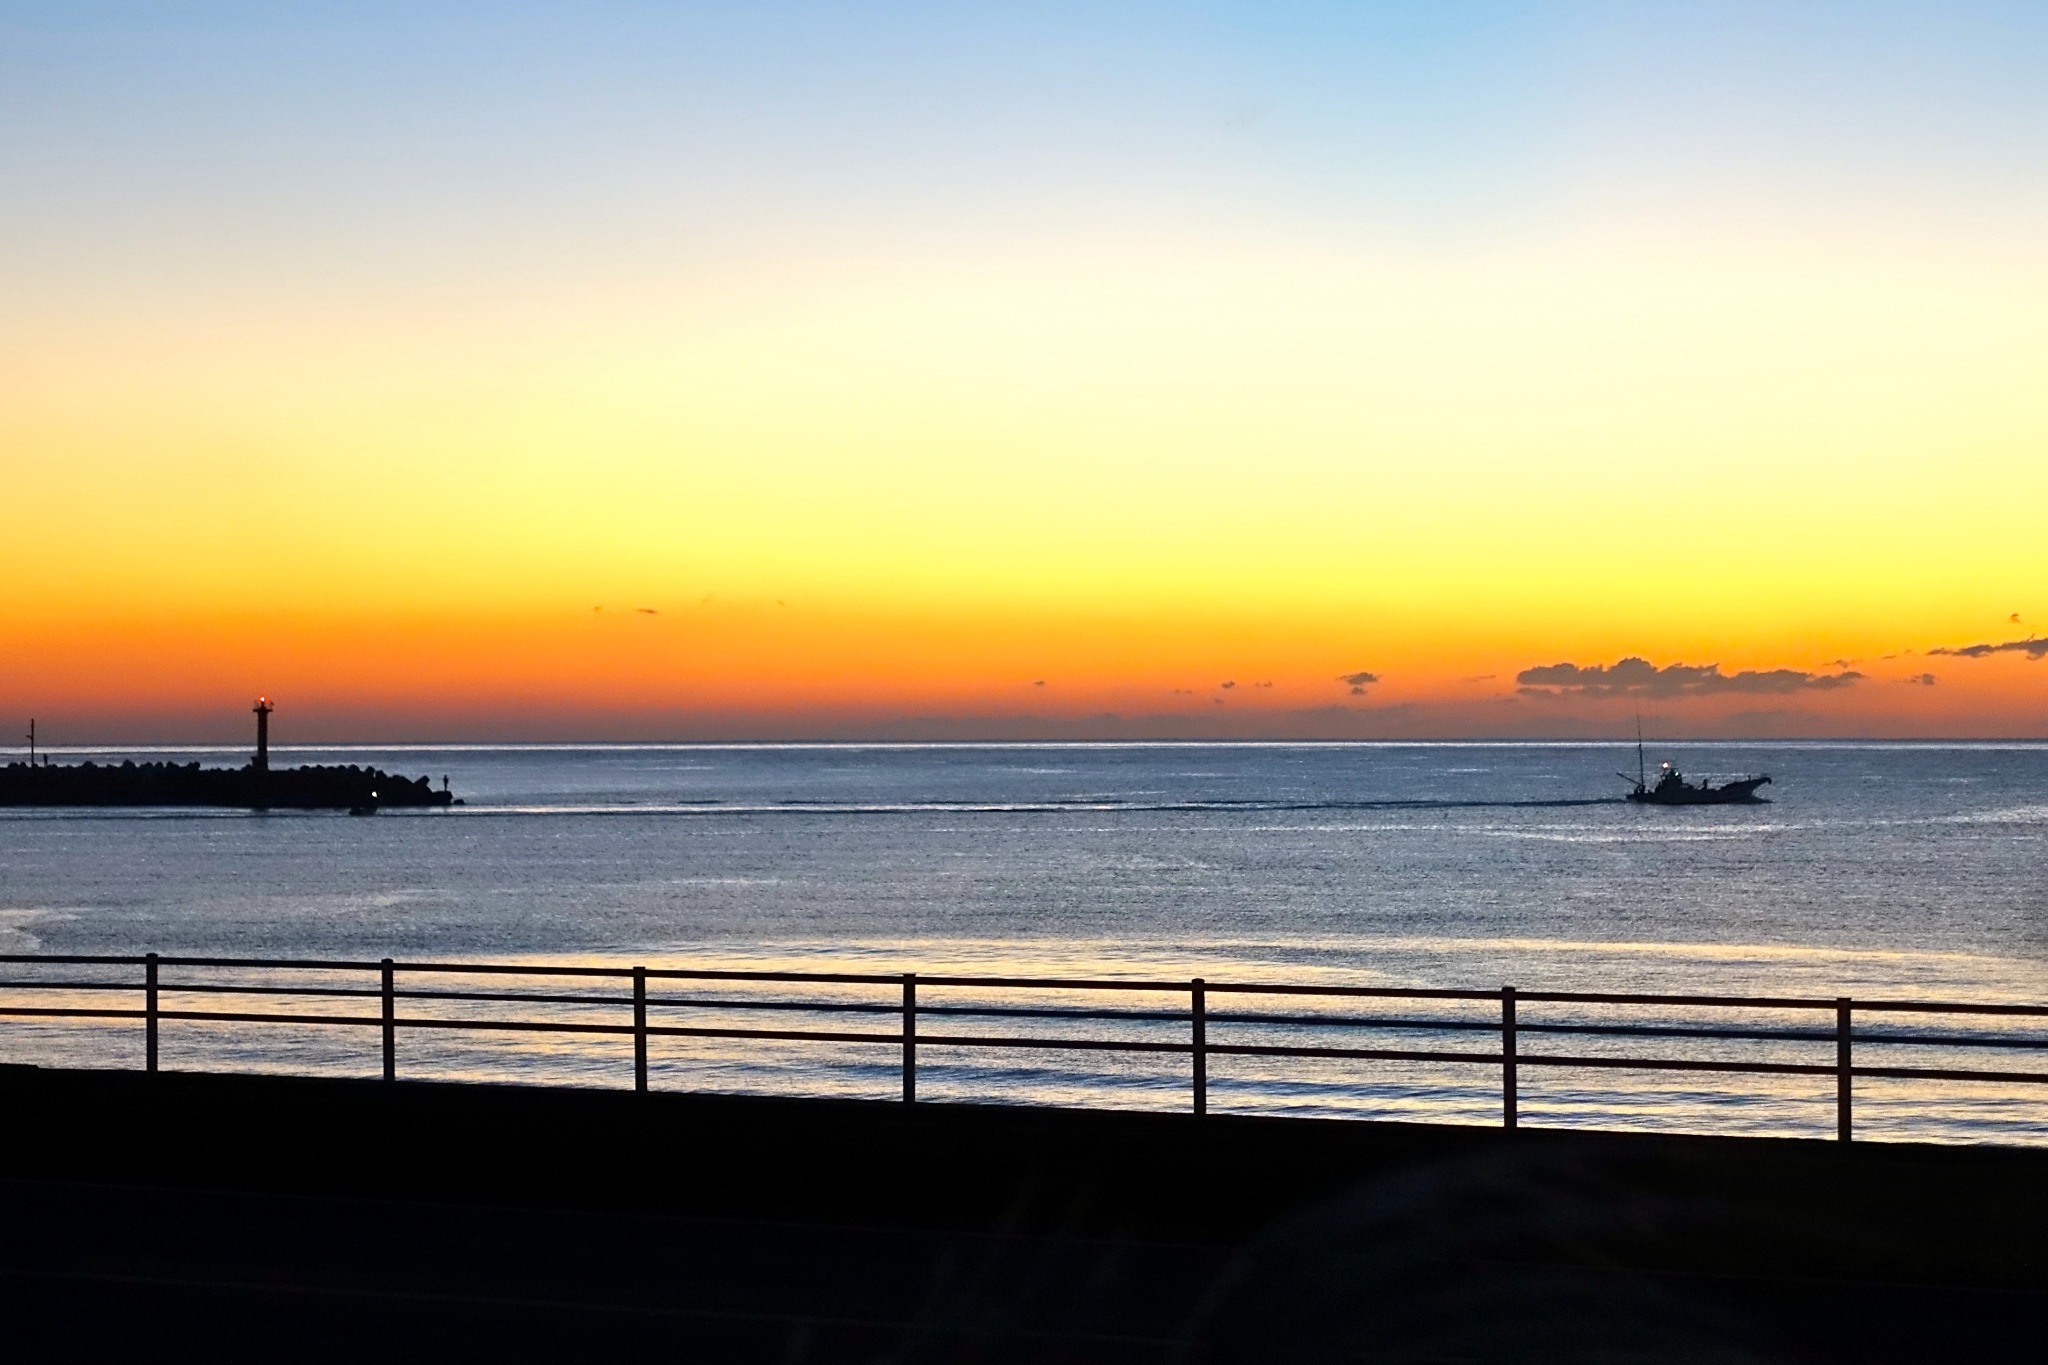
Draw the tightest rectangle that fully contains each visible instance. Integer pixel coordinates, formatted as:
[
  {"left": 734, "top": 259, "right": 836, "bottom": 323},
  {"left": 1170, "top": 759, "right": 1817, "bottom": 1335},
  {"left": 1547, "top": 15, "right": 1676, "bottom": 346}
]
[{"left": 2, "top": 953, "right": 2046, "bottom": 1141}]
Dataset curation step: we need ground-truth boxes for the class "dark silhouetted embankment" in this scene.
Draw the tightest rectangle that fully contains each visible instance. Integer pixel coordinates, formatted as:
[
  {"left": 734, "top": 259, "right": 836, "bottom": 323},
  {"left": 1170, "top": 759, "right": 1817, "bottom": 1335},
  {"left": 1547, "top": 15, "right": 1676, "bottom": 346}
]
[
  {"left": 0, "top": 760, "right": 452, "bottom": 809},
  {"left": 0, "top": 1066, "right": 2042, "bottom": 1362}
]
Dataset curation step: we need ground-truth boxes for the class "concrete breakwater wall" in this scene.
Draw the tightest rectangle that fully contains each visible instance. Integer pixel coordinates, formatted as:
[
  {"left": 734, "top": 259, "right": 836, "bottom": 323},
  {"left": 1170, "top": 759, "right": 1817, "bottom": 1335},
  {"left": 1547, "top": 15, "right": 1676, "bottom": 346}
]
[{"left": 0, "top": 1067, "right": 2042, "bottom": 1361}]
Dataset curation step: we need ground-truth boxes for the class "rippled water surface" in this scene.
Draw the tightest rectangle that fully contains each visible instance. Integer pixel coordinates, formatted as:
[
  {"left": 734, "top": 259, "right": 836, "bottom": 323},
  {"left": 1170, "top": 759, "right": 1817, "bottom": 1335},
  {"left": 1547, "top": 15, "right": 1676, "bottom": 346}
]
[{"left": 3, "top": 742, "right": 2044, "bottom": 1141}]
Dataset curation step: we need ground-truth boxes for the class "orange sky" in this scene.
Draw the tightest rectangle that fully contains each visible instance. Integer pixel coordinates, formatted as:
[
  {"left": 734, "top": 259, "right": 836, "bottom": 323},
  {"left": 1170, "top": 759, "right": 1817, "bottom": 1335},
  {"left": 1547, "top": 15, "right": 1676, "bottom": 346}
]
[{"left": 5, "top": 6, "right": 2045, "bottom": 741}]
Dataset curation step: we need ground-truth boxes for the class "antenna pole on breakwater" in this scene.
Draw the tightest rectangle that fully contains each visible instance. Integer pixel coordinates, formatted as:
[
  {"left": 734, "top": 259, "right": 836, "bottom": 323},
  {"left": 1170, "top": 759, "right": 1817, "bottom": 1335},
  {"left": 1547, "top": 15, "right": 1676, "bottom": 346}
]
[
  {"left": 25, "top": 719, "right": 33, "bottom": 767},
  {"left": 250, "top": 697, "right": 274, "bottom": 812},
  {"left": 252, "top": 698, "right": 272, "bottom": 772}
]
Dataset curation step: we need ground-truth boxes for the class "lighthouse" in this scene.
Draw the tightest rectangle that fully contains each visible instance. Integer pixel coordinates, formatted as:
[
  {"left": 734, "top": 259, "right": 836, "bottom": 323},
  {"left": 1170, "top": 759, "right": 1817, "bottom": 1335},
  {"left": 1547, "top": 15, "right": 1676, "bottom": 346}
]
[{"left": 253, "top": 697, "right": 273, "bottom": 772}]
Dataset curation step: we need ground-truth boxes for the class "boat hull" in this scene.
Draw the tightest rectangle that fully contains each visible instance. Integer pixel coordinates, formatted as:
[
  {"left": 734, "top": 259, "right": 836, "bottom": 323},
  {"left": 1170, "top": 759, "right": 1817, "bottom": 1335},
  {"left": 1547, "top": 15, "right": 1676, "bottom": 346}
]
[{"left": 1627, "top": 775, "right": 1771, "bottom": 805}]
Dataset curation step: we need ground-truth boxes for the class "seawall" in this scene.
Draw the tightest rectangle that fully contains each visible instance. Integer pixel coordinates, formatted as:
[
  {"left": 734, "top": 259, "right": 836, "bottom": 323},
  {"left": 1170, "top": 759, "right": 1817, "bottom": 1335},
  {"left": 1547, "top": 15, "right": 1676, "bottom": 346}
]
[{"left": 0, "top": 1066, "right": 2043, "bottom": 1361}]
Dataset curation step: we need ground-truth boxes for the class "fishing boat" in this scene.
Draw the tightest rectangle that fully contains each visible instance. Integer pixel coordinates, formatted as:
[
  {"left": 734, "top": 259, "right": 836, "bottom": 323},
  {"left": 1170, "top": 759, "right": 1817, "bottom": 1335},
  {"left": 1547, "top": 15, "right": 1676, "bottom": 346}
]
[{"left": 1620, "top": 726, "right": 1771, "bottom": 805}]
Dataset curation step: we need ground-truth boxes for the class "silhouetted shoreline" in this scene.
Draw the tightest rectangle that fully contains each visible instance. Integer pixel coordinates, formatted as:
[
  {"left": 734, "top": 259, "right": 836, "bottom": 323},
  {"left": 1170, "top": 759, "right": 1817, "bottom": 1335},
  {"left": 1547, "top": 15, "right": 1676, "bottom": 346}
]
[
  {"left": 0, "top": 1068, "right": 2043, "bottom": 1360},
  {"left": 0, "top": 759, "right": 453, "bottom": 810}
]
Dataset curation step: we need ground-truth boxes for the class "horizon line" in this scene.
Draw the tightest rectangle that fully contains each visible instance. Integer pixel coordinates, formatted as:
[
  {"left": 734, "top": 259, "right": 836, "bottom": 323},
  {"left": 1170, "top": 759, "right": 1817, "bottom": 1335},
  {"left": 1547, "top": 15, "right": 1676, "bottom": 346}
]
[{"left": 11, "top": 737, "right": 2048, "bottom": 753}]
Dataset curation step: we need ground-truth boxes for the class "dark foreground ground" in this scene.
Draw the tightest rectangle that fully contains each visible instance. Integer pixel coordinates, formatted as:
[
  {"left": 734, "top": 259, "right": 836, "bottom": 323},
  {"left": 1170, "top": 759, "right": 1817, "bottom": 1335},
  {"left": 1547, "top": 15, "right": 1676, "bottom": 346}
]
[{"left": 0, "top": 1067, "right": 2042, "bottom": 1362}]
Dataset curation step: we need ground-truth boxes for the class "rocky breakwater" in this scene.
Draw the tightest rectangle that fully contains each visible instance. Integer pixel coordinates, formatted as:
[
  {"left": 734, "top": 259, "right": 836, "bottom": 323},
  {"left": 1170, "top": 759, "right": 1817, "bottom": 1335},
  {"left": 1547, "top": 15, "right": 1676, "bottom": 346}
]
[{"left": 0, "top": 760, "right": 455, "bottom": 811}]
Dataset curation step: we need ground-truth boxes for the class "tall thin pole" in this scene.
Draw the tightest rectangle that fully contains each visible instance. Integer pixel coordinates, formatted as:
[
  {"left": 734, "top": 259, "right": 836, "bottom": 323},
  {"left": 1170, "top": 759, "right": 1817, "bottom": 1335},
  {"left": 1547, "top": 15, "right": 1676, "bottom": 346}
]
[
  {"left": 25, "top": 719, "right": 34, "bottom": 767},
  {"left": 381, "top": 958, "right": 396, "bottom": 1081},
  {"left": 1502, "top": 986, "right": 1518, "bottom": 1131},
  {"left": 633, "top": 966, "right": 648, "bottom": 1093},
  {"left": 251, "top": 698, "right": 274, "bottom": 812},
  {"left": 1191, "top": 978, "right": 1207, "bottom": 1117},
  {"left": 1836, "top": 997, "right": 1853, "bottom": 1142},
  {"left": 901, "top": 973, "right": 917, "bottom": 1104},
  {"left": 144, "top": 952, "right": 158, "bottom": 1073},
  {"left": 252, "top": 698, "right": 272, "bottom": 773}
]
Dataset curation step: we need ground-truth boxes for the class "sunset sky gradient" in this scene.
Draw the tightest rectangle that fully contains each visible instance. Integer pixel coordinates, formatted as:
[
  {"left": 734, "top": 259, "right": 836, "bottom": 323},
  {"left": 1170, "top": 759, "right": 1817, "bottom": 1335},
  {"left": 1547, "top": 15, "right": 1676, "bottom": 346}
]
[{"left": 5, "top": 2, "right": 2045, "bottom": 740}]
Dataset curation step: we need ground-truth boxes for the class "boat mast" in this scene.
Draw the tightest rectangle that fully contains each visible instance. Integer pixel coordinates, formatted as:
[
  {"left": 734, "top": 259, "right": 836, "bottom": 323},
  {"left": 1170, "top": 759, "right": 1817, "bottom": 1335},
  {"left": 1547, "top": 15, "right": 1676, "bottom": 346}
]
[{"left": 1635, "top": 712, "right": 1646, "bottom": 789}]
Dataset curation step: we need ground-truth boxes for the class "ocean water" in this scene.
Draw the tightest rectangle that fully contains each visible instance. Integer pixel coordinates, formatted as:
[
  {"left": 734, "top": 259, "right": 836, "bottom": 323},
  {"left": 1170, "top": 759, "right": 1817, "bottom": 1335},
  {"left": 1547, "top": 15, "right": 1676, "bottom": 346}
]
[{"left": 2, "top": 741, "right": 2044, "bottom": 1143}]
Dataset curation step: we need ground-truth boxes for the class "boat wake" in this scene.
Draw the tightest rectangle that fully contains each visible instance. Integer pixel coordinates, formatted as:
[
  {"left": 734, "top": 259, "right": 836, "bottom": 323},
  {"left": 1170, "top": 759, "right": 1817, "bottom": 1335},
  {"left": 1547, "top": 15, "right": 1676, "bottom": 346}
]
[{"left": 467, "top": 797, "right": 1631, "bottom": 817}]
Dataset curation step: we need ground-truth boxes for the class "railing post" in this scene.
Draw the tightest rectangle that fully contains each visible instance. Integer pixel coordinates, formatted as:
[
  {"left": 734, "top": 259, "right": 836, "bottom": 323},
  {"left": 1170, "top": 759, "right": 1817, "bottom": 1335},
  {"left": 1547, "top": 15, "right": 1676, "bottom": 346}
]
[
  {"left": 902, "top": 972, "right": 917, "bottom": 1104},
  {"left": 381, "top": 958, "right": 396, "bottom": 1082},
  {"left": 144, "top": 953, "right": 158, "bottom": 1074},
  {"left": 633, "top": 966, "right": 648, "bottom": 1093},
  {"left": 1191, "top": 978, "right": 1207, "bottom": 1117},
  {"left": 1502, "top": 986, "right": 1518, "bottom": 1131},
  {"left": 1836, "top": 996, "right": 1852, "bottom": 1142}
]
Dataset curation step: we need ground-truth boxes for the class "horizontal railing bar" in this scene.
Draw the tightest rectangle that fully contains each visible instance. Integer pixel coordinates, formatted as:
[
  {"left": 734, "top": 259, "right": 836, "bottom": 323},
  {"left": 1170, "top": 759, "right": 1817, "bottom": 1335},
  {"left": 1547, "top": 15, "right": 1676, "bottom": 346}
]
[
  {"left": 0, "top": 952, "right": 2043, "bottom": 1017},
  {"left": 899, "top": 974, "right": 1265, "bottom": 993},
  {"left": 8, "top": 1004, "right": 2047, "bottom": 1086},
  {"left": 160, "top": 989, "right": 1189, "bottom": 1022},
  {"left": 1841, "top": 1001, "right": 2048, "bottom": 1018},
  {"left": 647, "top": 995, "right": 913, "bottom": 1016},
  {"left": 1848, "top": 1064, "right": 2048, "bottom": 1084},
  {"left": 647, "top": 998, "right": 1196, "bottom": 1019},
  {"left": 1511, "top": 989, "right": 1858, "bottom": 1010},
  {"left": 0, "top": 980, "right": 141, "bottom": 994},
  {"left": 5, "top": 989, "right": 2037, "bottom": 1053},
  {"left": 904, "top": 1032, "right": 1191, "bottom": 1055},
  {"left": 1523, "top": 992, "right": 2048, "bottom": 1017},
  {"left": 1195, "top": 982, "right": 1509, "bottom": 1002},
  {"left": 602, "top": 966, "right": 897, "bottom": 985},
  {"left": 1853, "top": 1031, "right": 2048, "bottom": 1051},
  {"left": 649, "top": 1024, "right": 919, "bottom": 1046},
  {"left": 1208, "top": 1012, "right": 1843, "bottom": 1043},
  {"left": 232, "top": 959, "right": 635, "bottom": 978},
  {"left": 1210, "top": 1044, "right": 2048, "bottom": 1085},
  {"left": 1206, "top": 1041, "right": 1499, "bottom": 1065},
  {"left": 0, "top": 1006, "right": 146, "bottom": 1021},
  {"left": 0, "top": 955, "right": 389, "bottom": 972},
  {"left": 1510, "top": 1053, "right": 2048, "bottom": 1084}
]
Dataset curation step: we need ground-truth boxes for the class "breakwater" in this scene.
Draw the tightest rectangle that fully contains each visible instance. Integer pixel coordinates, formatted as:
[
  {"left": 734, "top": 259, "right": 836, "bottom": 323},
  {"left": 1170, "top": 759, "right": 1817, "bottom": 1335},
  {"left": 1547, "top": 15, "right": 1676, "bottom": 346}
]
[{"left": 0, "top": 759, "right": 452, "bottom": 809}]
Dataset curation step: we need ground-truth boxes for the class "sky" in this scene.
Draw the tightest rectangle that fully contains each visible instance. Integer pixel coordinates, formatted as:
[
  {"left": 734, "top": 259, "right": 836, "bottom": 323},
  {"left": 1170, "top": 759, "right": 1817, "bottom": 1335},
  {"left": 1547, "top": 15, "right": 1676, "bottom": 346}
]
[{"left": 4, "top": 1, "right": 2046, "bottom": 741}]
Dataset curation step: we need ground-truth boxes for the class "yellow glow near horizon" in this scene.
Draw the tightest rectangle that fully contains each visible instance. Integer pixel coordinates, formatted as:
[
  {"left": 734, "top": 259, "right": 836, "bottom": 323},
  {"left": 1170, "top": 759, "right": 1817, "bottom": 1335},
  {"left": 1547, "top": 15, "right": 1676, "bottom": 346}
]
[{"left": 6, "top": 230, "right": 2046, "bottom": 737}]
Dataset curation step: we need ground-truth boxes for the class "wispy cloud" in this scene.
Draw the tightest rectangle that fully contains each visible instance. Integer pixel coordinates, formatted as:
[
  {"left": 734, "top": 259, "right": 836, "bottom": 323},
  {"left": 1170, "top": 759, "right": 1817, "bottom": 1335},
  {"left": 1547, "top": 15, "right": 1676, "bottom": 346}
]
[
  {"left": 1336, "top": 670, "right": 1378, "bottom": 696},
  {"left": 1927, "top": 637, "right": 2048, "bottom": 660},
  {"left": 1517, "top": 656, "right": 1862, "bottom": 697}
]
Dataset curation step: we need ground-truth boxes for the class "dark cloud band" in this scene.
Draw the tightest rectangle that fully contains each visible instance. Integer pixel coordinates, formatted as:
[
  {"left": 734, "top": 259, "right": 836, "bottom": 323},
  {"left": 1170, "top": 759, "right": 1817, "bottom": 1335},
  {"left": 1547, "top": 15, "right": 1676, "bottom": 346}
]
[
  {"left": 1928, "top": 637, "right": 2048, "bottom": 660},
  {"left": 1517, "top": 656, "right": 1862, "bottom": 697}
]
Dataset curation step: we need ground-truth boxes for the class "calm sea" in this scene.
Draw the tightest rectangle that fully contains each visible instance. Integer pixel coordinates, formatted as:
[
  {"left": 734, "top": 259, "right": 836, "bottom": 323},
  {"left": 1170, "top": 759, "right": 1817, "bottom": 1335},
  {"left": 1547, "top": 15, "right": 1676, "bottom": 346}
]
[{"left": 3, "top": 741, "right": 2044, "bottom": 1142}]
